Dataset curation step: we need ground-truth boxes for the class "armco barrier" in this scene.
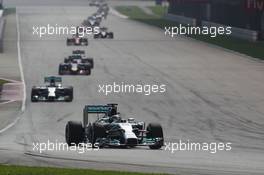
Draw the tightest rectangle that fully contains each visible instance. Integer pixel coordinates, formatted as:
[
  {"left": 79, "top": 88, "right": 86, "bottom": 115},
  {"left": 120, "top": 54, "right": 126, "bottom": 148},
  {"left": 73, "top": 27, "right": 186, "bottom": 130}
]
[
  {"left": 0, "top": 9, "right": 4, "bottom": 53},
  {"left": 202, "top": 21, "right": 258, "bottom": 42},
  {"left": 0, "top": 17, "right": 5, "bottom": 53},
  {"left": 165, "top": 13, "right": 196, "bottom": 26}
]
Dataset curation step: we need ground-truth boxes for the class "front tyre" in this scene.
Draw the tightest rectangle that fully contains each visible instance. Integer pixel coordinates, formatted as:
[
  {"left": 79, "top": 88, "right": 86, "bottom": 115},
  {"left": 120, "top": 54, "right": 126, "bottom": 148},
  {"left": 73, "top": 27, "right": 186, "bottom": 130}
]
[
  {"left": 146, "top": 123, "right": 164, "bottom": 149},
  {"left": 65, "top": 87, "right": 73, "bottom": 102}
]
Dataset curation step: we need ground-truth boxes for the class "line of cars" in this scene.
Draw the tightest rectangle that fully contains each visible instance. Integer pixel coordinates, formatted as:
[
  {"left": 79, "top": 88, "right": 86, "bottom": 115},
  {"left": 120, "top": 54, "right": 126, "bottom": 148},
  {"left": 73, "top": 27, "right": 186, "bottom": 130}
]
[
  {"left": 30, "top": 1, "right": 164, "bottom": 149},
  {"left": 31, "top": 2, "right": 111, "bottom": 102}
]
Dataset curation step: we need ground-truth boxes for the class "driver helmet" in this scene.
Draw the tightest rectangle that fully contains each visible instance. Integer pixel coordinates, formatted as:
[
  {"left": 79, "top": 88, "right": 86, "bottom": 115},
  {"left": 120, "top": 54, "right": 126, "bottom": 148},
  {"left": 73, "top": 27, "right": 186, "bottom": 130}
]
[{"left": 110, "top": 115, "right": 121, "bottom": 123}]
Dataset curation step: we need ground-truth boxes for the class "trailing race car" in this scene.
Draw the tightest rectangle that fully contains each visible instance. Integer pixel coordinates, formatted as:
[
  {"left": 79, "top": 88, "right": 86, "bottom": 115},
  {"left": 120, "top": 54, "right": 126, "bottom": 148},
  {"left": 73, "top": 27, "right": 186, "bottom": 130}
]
[
  {"left": 67, "top": 34, "right": 88, "bottom": 46},
  {"left": 31, "top": 76, "right": 73, "bottom": 102},
  {"left": 92, "top": 11, "right": 107, "bottom": 20},
  {"left": 89, "top": 1, "right": 100, "bottom": 6},
  {"left": 59, "top": 58, "right": 92, "bottom": 75},
  {"left": 65, "top": 104, "right": 164, "bottom": 149},
  {"left": 64, "top": 54, "right": 94, "bottom": 68},
  {"left": 82, "top": 16, "right": 101, "bottom": 27},
  {"left": 94, "top": 27, "right": 114, "bottom": 39}
]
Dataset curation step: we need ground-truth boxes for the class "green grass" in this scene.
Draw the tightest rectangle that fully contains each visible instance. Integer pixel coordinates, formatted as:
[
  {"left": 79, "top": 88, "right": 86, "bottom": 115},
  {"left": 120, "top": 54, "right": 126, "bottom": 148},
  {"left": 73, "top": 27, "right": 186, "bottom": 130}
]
[
  {"left": 0, "top": 79, "right": 8, "bottom": 86},
  {"left": 148, "top": 6, "right": 167, "bottom": 17},
  {"left": 0, "top": 165, "right": 169, "bottom": 175},
  {"left": 116, "top": 6, "right": 264, "bottom": 60},
  {"left": 3, "top": 8, "right": 16, "bottom": 16},
  {"left": 115, "top": 6, "right": 179, "bottom": 30}
]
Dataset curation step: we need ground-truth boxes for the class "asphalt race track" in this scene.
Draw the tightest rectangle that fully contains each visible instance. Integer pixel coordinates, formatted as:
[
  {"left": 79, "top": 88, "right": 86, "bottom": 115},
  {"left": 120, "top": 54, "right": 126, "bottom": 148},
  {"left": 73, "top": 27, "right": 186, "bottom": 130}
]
[{"left": 1, "top": 1, "right": 264, "bottom": 175}]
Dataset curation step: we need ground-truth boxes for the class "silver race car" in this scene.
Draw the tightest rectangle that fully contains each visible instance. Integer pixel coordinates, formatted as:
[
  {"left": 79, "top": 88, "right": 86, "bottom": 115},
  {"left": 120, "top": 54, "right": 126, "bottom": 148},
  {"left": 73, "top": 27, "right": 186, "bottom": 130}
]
[
  {"left": 94, "top": 27, "right": 113, "bottom": 39},
  {"left": 65, "top": 104, "right": 164, "bottom": 149},
  {"left": 31, "top": 76, "right": 73, "bottom": 102},
  {"left": 64, "top": 54, "right": 94, "bottom": 68},
  {"left": 67, "top": 34, "right": 88, "bottom": 46}
]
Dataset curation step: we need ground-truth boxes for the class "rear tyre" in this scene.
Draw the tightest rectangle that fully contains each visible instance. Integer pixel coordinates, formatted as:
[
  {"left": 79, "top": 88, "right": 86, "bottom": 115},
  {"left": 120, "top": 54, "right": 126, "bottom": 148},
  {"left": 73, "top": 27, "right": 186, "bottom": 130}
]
[
  {"left": 65, "top": 87, "right": 73, "bottom": 102},
  {"left": 146, "top": 123, "right": 164, "bottom": 149},
  {"left": 58, "top": 66, "right": 63, "bottom": 75},
  {"left": 65, "top": 121, "right": 84, "bottom": 146},
  {"left": 86, "top": 69, "right": 91, "bottom": 76},
  {"left": 64, "top": 58, "right": 69, "bottom": 63},
  {"left": 31, "top": 88, "right": 38, "bottom": 102},
  {"left": 109, "top": 32, "right": 114, "bottom": 39},
  {"left": 82, "top": 58, "right": 94, "bottom": 68}
]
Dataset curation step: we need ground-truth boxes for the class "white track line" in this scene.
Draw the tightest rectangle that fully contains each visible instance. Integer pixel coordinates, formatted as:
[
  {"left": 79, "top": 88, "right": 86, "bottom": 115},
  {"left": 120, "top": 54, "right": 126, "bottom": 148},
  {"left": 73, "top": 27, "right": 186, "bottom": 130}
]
[
  {"left": 0, "top": 9, "right": 25, "bottom": 134},
  {"left": 110, "top": 7, "right": 128, "bottom": 19},
  {"left": 0, "top": 113, "right": 21, "bottom": 133},
  {"left": 0, "top": 100, "right": 15, "bottom": 106},
  {"left": 16, "top": 9, "right": 26, "bottom": 112},
  {"left": 0, "top": 77, "right": 20, "bottom": 83}
]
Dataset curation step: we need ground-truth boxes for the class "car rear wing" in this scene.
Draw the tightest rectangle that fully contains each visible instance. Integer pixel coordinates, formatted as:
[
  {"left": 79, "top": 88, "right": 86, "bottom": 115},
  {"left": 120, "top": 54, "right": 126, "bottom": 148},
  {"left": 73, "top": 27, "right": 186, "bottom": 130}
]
[
  {"left": 72, "top": 50, "right": 85, "bottom": 55},
  {"left": 69, "top": 55, "right": 82, "bottom": 59},
  {"left": 83, "top": 104, "right": 117, "bottom": 127},
  {"left": 44, "top": 76, "right": 62, "bottom": 83}
]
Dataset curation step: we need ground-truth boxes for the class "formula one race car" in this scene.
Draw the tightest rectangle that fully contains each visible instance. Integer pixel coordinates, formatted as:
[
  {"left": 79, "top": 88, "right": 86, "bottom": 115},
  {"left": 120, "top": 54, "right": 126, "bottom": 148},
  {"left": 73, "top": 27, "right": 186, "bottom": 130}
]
[
  {"left": 31, "top": 76, "right": 73, "bottom": 102},
  {"left": 65, "top": 53, "right": 94, "bottom": 68},
  {"left": 89, "top": 1, "right": 100, "bottom": 7},
  {"left": 92, "top": 11, "right": 107, "bottom": 20},
  {"left": 82, "top": 16, "right": 101, "bottom": 27},
  {"left": 67, "top": 34, "right": 88, "bottom": 46},
  {"left": 59, "top": 56, "right": 93, "bottom": 76},
  {"left": 98, "top": 3, "right": 109, "bottom": 13},
  {"left": 65, "top": 104, "right": 164, "bottom": 149},
  {"left": 94, "top": 27, "right": 113, "bottom": 39}
]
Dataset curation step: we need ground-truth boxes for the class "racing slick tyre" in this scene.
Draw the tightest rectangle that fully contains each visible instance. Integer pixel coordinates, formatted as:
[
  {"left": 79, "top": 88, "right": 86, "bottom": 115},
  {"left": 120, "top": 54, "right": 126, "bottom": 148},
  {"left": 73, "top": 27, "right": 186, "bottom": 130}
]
[
  {"left": 146, "top": 123, "right": 164, "bottom": 149},
  {"left": 64, "top": 58, "right": 70, "bottom": 63},
  {"left": 65, "top": 87, "right": 73, "bottom": 102},
  {"left": 86, "top": 69, "right": 91, "bottom": 76},
  {"left": 66, "top": 39, "right": 73, "bottom": 46},
  {"left": 91, "top": 123, "right": 106, "bottom": 145},
  {"left": 93, "top": 34, "right": 99, "bottom": 39},
  {"left": 31, "top": 88, "right": 38, "bottom": 102},
  {"left": 82, "top": 58, "right": 94, "bottom": 69},
  {"left": 65, "top": 121, "right": 84, "bottom": 146},
  {"left": 108, "top": 32, "right": 114, "bottom": 39},
  {"left": 58, "top": 66, "right": 64, "bottom": 75}
]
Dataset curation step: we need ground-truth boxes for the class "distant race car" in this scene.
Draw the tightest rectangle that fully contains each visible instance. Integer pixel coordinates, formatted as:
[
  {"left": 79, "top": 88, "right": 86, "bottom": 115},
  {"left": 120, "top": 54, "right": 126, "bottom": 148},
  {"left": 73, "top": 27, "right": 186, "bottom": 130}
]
[
  {"left": 31, "top": 76, "right": 73, "bottom": 102},
  {"left": 67, "top": 34, "right": 88, "bottom": 46},
  {"left": 94, "top": 27, "right": 113, "bottom": 39},
  {"left": 59, "top": 62, "right": 92, "bottom": 75},
  {"left": 90, "top": 0, "right": 105, "bottom": 7},
  {"left": 93, "top": 11, "right": 107, "bottom": 19},
  {"left": 89, "top": 1, "right": 100, "bottom": 6},
  {"left": 82, "top": 16, "right": 101, "bottom": 27},
  {"left": 65, "top": 104, "right": 164, "bottom": 149},
  {"left": 65, "top": 53, "right": 94, "bottom": 68}
]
